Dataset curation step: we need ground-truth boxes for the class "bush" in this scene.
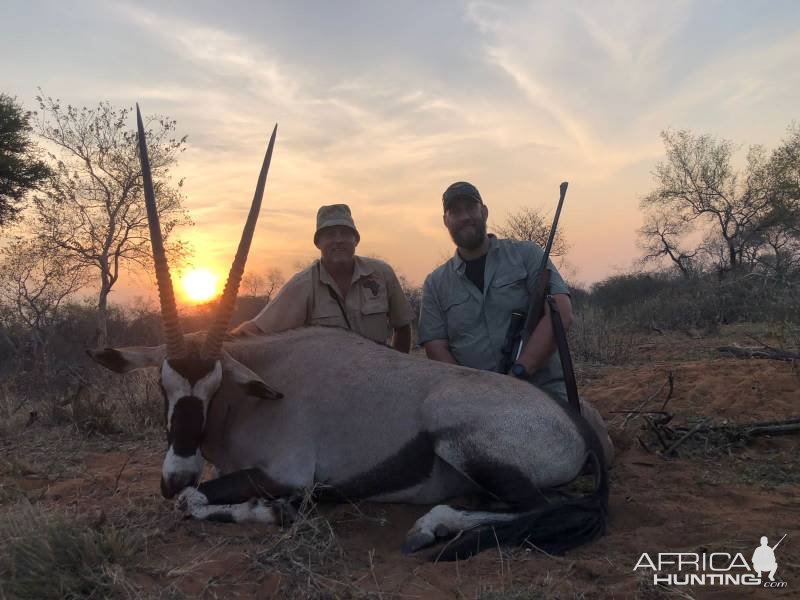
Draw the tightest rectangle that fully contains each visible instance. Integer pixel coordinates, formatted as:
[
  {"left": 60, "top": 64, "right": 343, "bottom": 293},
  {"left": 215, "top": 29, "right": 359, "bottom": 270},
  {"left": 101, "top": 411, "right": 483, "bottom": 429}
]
[
  {"left": 0, "top": 295, "right": 271, "bottom": 438},
  {"left": 588, "top": 270, "right": 800, "bottom": 331},
  {"left": 0, "top": 503, "right": 139, "bottom": 599},
  {"left": 568, "top": 306, "right": 643, "bottom": 365}
]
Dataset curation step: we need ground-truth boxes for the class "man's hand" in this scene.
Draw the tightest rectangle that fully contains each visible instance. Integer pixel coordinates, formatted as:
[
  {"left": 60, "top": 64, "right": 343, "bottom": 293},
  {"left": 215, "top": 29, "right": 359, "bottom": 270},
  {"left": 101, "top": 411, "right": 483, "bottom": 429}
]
[
  {"left": 229, "top": 320, "right": 264, "bottom": 337},
  {"left": 392, "top": 324, "right": 412, "bottom": 353},
  {"left": 423, "top": 339, "right": 459, "bottom": 365},
  {"left": 515, "top": 293, "right": 573, "bottom": 376}
]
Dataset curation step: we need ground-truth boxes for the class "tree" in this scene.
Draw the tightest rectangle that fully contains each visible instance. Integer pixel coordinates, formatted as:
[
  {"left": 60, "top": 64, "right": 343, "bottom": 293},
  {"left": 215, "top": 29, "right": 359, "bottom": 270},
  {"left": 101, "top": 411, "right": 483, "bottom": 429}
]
[
  {"left": 637, "top": 210, "right": 698, "bottom": 277},
  {"left": 0, "top": 238, "right": 87, "bottom": 365},
  {"left": 32, "top": 94, "right": 190, "bottom": 346},
  {"left": 241, "top": 272, "right": 265, "bottom": 298},
  {"left": 262, "top": 268, "right": 285, "bottom": 302},
  {"left": 766, "top": 123, "right": 800, "bottom": 272},
  {"left": 398, "top": 274, "right": 422, "bottom": 342},
  {"left": 242, "top": 268, "right": 285, "bottom": 302},
  {"left": 0, "top": 94, "right": 50, "bottom": 226},
  {"left": 640, "top": 128, "right": 800, "bottom": 278},
  {"left": 495, "top": 207, "right": 569, "bottom": 256}
]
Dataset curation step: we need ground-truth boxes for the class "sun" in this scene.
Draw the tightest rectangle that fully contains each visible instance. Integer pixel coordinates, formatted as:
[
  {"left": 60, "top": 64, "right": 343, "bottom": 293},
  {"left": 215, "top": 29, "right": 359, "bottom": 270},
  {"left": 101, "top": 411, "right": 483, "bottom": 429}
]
[{"left": 181, "top": 269, "right": 220, "bottom": 303}]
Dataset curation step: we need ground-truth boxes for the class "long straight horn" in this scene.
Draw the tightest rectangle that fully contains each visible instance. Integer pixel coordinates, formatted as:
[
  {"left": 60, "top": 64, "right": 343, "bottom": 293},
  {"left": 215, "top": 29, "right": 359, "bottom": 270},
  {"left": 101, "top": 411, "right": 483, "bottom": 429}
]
[
  {"left": 203, "top": 124, "right": 278, "bottom": 359},
  {"left": 136, "top": 104, "right": 186, "bottom": 359}
]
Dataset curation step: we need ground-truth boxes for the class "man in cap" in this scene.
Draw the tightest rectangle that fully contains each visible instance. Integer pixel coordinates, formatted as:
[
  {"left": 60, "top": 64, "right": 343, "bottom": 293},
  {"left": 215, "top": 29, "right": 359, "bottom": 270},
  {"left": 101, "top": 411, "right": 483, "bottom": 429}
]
[
  {"left": 418, "top": 182, "right": 574, "bottom": 404},
  {"left": 235, "top": 204, "right": 412, "bottom": 352}
]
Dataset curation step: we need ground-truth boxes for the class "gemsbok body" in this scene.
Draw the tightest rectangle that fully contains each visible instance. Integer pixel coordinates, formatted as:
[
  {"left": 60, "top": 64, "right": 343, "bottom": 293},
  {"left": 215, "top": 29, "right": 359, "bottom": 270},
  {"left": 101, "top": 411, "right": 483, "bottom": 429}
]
[{"left": 89, "top": 108, "right": 613, "bottom": 559}]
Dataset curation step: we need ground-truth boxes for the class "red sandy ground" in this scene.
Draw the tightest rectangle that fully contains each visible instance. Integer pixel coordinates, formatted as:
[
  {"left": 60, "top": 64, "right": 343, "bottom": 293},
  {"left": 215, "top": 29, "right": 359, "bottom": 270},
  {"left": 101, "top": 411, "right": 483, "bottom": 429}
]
[{"left": 1, "top": 325, "right": 798, "bottom": 599}]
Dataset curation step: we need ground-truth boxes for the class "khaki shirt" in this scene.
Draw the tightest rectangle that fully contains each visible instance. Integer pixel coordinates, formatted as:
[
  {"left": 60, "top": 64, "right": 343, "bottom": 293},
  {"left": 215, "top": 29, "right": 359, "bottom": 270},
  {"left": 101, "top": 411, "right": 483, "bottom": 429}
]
[
  {"left": 418, "top": 235, "right": 570, "bottom": 403},
  {"left": 253, "top": 256, "right": 412, "bottom": 344}
]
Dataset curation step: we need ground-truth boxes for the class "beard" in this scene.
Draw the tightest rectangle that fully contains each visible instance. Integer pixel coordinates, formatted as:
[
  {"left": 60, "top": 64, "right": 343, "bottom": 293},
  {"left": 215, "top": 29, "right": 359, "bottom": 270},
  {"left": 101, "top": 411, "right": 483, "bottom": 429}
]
[{"left": 449, "top": 218, "right": 487, "bottom": 250}]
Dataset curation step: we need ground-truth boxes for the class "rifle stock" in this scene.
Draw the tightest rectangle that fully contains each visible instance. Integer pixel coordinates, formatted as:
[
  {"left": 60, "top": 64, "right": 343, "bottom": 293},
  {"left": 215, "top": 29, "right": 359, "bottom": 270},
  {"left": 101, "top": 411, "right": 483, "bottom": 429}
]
[{"left": 503, "top": 182, "right": 568, "bottom": 372}]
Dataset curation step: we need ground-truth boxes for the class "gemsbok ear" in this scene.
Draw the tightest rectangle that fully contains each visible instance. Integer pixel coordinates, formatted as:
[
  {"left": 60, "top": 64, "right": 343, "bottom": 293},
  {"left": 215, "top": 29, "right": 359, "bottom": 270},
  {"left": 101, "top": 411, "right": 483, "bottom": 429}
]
[
  {"left": 87, "top": 345, "right": 167, "bottom": 373},
  {"left": 220, "top": 351, "right": 283, "bottom": 400}
]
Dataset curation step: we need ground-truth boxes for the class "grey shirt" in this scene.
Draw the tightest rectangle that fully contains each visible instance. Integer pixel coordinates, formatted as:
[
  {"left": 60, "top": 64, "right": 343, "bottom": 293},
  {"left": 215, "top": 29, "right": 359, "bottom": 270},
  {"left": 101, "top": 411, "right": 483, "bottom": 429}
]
[{"left": 418, "top": 235, "right": 570, "bottom": 403}]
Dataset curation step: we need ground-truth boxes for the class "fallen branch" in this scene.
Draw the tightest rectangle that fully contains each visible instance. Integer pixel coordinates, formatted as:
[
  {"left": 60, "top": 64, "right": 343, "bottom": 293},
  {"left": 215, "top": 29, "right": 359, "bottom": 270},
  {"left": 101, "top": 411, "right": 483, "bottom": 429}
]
[
  {"left": 703, "top": 416, "right": 800, "bottom": 429},
  {"left": 717, "top": 345, "right": 800, "bottom": 361},
  {"left": 644, "top": 416, "right": 800, "bottom": 458},
  {"left": 688, "top": 416, "right": 800, "bottom": 437},
  {"left": 747, "top": 423, "right": 800, "bottom": 436},
  {"left": 616, "top": 372, "right": 674, "bottom": 430},
  {"left": 661, "top": 417, "right": 711, "bottom": 457}
]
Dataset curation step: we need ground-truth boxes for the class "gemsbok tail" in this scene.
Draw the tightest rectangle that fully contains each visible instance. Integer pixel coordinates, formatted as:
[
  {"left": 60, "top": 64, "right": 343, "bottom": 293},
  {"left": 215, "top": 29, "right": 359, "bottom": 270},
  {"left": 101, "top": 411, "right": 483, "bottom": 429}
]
[{"left": 434, "top": 433, "right": 609, "bottom": 562}]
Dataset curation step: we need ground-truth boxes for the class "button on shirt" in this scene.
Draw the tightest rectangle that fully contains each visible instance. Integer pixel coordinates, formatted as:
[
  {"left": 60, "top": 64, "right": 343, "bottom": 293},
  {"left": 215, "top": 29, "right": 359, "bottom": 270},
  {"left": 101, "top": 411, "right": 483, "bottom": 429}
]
[
  {"left": 418, "top": 235, "right": 570, "bottom": 403},
  {"left": 253, "top": 256, "right": 412, "bottom": 344}
]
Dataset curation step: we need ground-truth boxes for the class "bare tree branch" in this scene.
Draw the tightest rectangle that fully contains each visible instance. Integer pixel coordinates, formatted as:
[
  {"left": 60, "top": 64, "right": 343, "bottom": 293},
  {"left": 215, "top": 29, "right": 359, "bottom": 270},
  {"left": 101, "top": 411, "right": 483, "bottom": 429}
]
[
  {"left": 495, "top": 207, "right": 569, "bottom": 256},
  {"left": 639, "top": 127, "right": 800, "bottom": 278}
]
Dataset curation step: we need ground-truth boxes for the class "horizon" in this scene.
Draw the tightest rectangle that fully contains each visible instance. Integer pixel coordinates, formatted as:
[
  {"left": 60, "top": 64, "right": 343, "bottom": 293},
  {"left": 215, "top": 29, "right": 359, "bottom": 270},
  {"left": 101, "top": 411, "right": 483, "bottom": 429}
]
[{"left": 3, "top": 1, "right": 799, "bottom": 305}]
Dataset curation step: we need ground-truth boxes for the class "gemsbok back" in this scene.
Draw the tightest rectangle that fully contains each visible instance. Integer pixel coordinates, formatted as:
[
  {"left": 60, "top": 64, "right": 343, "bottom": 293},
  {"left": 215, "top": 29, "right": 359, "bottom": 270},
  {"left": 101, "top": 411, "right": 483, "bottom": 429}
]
[{"left": 88, "top": 108, "right": 613, "bottom": 560}]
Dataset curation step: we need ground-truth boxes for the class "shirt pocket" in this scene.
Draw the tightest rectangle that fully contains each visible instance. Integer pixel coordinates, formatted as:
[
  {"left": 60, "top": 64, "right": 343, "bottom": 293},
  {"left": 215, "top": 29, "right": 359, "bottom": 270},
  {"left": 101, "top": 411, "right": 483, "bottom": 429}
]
[
  {"left": 359, "top": 277, "right": 389, "bottom": 315},
  {"left": 491, "top": 266, "right": 529, "bottom": 313},
  {"left": 442, "top": 290, "right": 473, "bottom": 336},
  {"left": 311, "top": 293, "right": 348, "bottom": 327}
]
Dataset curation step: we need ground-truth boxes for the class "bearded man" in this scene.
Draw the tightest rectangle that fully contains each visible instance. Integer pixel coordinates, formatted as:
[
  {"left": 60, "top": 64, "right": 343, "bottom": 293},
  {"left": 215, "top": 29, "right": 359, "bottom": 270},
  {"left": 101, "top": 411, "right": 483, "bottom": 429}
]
[{"left": 417, "top": 181, "right": 573, "bottom": 404}]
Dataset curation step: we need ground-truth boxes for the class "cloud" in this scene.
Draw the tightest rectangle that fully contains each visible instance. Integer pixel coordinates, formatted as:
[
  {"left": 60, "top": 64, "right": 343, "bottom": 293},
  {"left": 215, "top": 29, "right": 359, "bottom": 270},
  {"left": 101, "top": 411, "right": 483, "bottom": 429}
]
[{"left": 20, "top": 0, "right": 796, "bottom": 297}]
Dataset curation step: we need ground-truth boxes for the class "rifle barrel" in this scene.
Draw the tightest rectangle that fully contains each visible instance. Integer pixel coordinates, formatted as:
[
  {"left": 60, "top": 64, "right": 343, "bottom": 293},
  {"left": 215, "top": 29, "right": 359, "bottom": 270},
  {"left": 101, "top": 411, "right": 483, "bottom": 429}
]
[
  {"left": 540, "top": 181, "right": 568, "bottom": 270},
  {"left": 772, "top": 533, "right": 787, "bottom": 551}
]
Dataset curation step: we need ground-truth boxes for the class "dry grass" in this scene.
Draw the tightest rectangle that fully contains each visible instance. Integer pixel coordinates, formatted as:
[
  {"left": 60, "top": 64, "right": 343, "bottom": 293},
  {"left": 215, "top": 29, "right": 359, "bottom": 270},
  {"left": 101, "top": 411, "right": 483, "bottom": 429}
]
[
  {"left": 250, "top": 491, "right": 368, "bottom": 599},
  {"left": 569, "top": 306, "right": 645, "bottom": 366},
  {"left": 0, "top": 368, "right": 163, "bottom": 442},
  {"left": 0, "top": 502, "right": 141, "bottom": 599}
]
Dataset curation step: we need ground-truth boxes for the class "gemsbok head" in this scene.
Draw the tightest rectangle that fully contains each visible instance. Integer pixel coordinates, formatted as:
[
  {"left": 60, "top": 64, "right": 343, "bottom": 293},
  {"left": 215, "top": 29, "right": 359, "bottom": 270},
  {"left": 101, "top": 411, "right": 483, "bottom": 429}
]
[{"left": 88, "top": 106, "right": 281, "bottom": 498}]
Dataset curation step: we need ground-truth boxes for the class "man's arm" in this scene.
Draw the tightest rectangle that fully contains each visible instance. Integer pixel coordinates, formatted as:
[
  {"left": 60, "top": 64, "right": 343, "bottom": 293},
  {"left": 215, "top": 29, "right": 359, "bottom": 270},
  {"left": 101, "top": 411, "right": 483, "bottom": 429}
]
[
  {"left": 418, "top": 274, "right": 458, "bottom": 364},
  {"left": 392, "top": 324, "right": 411, "bottom": 353},
  {"left": 423, "top": 339, "right": 458, "bottom": 364},
  {"left": 383, "top": 263, "right": 413, "bottom": 353},
  {"left": 516, "top": 293, "right": 573, "bottom": 375},
  {"left": 231, "top": 271, "right": 308, "bottom": 336},
  {"left": 230, "top": 319, "right": 264, "bottom": 336}
]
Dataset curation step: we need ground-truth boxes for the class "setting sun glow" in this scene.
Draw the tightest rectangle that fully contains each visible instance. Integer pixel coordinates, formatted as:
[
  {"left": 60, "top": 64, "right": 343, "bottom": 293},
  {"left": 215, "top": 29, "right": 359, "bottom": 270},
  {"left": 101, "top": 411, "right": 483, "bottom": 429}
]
[{"left": 181, "top": 269, "right": 219, "bottom": 304}]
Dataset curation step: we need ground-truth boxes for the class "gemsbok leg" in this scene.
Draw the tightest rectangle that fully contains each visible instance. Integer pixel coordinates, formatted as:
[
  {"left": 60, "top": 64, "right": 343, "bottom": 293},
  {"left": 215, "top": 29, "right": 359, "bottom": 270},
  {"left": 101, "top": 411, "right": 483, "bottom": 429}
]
[{"left": 177, "top": 468, "right": 299, "bottom": 524}]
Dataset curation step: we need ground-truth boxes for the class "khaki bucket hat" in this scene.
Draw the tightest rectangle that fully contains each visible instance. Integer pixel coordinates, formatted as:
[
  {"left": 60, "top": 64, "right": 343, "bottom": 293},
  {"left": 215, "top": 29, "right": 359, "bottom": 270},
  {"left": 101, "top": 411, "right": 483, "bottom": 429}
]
[{"left": 314, "top": 204, "right": 361, "bottom": 247}]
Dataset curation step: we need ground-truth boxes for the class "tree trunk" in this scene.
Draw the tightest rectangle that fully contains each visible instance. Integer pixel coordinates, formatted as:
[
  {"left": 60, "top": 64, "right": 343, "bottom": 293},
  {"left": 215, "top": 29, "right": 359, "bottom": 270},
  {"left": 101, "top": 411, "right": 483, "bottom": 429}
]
[
  {"left": 96, "top": 284, "right": 110, "bottom": 348},
  {"left": 729, "top": 243, "right": 737, "bottom": 271}
]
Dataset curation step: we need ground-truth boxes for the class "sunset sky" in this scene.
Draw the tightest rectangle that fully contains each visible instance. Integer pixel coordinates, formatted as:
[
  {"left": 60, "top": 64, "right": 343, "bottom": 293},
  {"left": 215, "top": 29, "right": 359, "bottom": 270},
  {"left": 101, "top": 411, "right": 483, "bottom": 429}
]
[{"left": 3, "top": 1, "right": 799, "bottom": 304}]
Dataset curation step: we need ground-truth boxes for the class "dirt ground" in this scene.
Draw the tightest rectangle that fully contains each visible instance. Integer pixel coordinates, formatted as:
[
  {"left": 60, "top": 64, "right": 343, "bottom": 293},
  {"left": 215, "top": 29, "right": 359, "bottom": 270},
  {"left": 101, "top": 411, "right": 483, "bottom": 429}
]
[{"left": 1, "top": 324, "right": 798, "bottom": 599}]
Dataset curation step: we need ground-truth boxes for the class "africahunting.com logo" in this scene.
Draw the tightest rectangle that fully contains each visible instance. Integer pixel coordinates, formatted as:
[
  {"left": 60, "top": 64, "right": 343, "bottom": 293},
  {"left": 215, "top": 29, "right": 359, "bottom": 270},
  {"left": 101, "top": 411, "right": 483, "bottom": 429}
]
[{"left": 634, "top": 535, "right": 788, "bottom": 588}]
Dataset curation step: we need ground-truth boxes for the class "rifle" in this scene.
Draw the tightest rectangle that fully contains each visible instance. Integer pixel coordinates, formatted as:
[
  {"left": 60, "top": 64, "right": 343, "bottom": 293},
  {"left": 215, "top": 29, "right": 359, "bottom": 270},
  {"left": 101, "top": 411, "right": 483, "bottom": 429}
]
[
  {"left": 503, "top": 181, "right": 580, "bottom": 413},
  {"left": 772, "top": 534, "right": 787, "bottom": 551},
  {"left": 500, "top": 182, "right": 568, "bottom": 374}
]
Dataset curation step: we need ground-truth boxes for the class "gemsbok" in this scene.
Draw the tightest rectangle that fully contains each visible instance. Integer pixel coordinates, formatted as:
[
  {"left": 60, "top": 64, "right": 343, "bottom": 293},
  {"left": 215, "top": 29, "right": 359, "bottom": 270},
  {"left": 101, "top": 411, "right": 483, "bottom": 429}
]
[{"left": 88, "top": 107, "right": 613, "bottom": 560}]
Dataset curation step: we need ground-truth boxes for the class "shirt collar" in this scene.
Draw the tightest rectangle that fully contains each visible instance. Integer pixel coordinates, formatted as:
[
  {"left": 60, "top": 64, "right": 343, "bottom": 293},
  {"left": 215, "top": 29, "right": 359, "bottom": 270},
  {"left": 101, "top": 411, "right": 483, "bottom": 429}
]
[
  {"left": 353, "top": 255, "right": 377, "bottom": 280},
  {"left": 451, "top": 234, "right": 498, "bottom": 272},
  {"left": 318, "top": 255, "right": 375, "bottom": 287}
]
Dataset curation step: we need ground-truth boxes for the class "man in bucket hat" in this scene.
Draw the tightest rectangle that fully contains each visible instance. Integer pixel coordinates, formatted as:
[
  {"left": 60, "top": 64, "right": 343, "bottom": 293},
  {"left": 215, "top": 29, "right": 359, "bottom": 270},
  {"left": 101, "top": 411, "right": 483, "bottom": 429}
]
[{"left": 235, "top": 204, "right": 412, "bottom": 352}]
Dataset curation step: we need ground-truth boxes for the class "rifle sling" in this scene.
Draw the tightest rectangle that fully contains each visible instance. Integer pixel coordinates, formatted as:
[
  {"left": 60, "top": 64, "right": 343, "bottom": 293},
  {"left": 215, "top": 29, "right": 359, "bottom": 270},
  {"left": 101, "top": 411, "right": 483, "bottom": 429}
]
[
  {"left": 327, "top": 286, "right": 352, "bottom": 330},
  {"left": 546, "top": 294, "right": 581, "bottom": 415},
  {"left": 316, "top": 263, "right": 353, "bottom": 330}
]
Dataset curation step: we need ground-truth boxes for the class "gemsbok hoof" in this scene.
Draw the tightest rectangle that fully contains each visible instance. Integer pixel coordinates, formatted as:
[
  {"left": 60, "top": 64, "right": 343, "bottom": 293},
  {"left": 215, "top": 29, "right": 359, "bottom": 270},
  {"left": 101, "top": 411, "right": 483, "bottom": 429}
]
[
  {"left": 176, "top": 487, "right": 209, "bottom": 516},
  {"left": 272, "top": 498, "right": 299, "bottom": 526},
  {"left": 402, "top": 530, "right": 436, "bottom": 555}
]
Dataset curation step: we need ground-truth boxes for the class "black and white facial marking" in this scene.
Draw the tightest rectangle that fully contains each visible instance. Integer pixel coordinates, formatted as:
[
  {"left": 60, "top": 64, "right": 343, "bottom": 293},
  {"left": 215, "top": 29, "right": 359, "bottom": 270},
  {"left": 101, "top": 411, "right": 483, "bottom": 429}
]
[{"left": 160, "top": 355, "right": 222, "bottom": 499}]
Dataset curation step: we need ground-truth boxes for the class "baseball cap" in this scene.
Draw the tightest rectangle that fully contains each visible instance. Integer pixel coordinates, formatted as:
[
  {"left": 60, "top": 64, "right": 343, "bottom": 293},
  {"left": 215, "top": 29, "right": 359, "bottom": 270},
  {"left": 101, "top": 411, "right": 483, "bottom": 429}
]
[{"left": 442, "top": 181, "right": 483, "bottom": 211}]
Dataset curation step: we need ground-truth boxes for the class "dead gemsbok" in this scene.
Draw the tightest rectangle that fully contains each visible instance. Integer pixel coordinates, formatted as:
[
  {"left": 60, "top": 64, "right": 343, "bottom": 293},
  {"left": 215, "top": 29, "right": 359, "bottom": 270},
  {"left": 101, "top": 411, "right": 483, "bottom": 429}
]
[{"left": 88, "top": 107, "right": 613, "bottom": 560}]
